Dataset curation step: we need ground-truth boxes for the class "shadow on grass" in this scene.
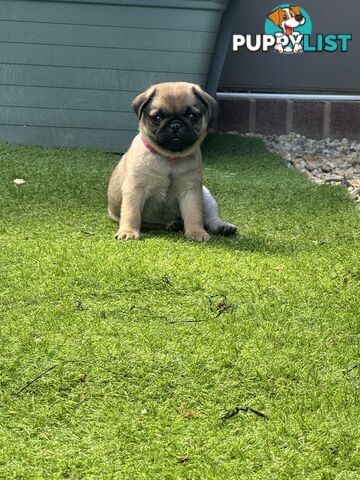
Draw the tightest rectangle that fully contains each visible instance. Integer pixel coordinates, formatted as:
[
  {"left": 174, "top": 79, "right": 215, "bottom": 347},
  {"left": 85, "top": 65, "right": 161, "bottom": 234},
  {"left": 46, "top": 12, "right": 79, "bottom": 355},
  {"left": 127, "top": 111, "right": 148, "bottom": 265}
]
[
  {"left": 214, "top": 234, "right": 300, "bottom": 255},
  {"left": 141, "top": 229, "right": 298, "bottom": 255}
]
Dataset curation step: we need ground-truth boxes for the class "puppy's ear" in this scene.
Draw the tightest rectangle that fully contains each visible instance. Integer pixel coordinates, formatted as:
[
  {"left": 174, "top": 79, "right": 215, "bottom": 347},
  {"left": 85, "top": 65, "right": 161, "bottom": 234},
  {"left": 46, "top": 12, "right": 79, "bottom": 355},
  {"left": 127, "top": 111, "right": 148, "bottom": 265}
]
[
  {"left": 132, "top": 87, "right": 156, "bottom": 118},
  {"left": 192, "top": 86, "right": 218, "bottom": 129},
  {"left": 289, "top": 5, "right": 301, "bottom": 16},
  {"left": 267, "top": 8, "right": 283, "bottom": 26}
]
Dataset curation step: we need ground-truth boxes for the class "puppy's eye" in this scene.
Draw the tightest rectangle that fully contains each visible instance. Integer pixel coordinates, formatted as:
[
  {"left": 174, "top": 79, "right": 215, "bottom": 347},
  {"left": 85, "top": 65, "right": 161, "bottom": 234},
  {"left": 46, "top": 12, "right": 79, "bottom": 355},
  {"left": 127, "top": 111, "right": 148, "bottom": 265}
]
[
  {"left": 187, "top": 112, "right": 200, "bottom": 123},
  {"left": 283, "top": 14, "right": 287, "bottom": 19},
  {"left": 151, "top": 115, "right": 162, "bottom": 125}
]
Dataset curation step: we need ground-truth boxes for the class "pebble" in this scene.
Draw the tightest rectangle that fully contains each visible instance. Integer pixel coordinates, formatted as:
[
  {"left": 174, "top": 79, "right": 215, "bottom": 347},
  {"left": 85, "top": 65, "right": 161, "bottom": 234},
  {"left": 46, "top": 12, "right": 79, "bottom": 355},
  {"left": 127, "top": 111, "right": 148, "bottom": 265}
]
[
  {"left": 243, "top": 132, "right": 360, "bottom": 205},
  {"left": 321, "top": 164, "right": 332, "bottom": 173},
  {"left": 326, "top": 175, "right": 343, "bottom": 182}
]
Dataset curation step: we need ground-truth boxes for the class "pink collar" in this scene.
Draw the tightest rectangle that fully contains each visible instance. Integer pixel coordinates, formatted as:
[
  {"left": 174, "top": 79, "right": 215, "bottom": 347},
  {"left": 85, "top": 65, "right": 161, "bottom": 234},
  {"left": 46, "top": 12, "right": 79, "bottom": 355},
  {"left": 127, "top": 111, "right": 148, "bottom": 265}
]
[{"left": 141, "top": 136, "right": 180, "bottom": 161}]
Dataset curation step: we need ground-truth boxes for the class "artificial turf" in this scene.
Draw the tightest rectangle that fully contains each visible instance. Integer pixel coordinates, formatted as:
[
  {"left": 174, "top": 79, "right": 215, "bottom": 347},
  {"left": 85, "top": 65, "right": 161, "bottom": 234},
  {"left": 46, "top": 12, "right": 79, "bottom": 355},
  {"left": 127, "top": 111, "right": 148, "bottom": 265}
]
[{"left": 0, "top": 134, "right": 359, "bottom": 479}]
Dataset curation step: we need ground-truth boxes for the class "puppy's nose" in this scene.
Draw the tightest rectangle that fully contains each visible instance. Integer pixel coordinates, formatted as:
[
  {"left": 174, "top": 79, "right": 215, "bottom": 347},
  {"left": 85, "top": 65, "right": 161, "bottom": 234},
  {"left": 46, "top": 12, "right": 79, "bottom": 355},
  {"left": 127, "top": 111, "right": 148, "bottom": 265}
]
[
  {"left": 169, "top": 121, "right": 182, "bottom": 131},
  {"left": 295, "top": 14, "right": 303, "bottom": 21}
]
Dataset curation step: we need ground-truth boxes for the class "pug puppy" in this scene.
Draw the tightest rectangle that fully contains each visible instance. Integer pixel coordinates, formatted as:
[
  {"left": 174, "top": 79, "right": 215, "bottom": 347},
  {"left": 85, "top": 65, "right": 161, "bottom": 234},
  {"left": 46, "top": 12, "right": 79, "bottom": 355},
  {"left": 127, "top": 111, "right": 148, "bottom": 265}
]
[{"left": 107, "top": 82, "right": 237, "bottom": 242}]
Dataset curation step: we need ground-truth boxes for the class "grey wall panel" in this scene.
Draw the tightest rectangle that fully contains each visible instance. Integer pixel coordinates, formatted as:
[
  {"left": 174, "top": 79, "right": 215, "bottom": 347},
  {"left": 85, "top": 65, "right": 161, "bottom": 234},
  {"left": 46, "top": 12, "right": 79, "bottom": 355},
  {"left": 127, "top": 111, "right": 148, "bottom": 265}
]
[
  {"left": 0, "top": 65, "right": 206, "bottom": 91},
  {"left": 0, "top": 107, "right": 138, "bottom": 130},
  {"left": 0, "top": 124, "right": 134, "bottom": 151},
  {"left": 0, "top": 21, "right": 216, "bottom": 53},
  {"left": 1, "top": 0, "right": 223, "bottom": 30},
  {"left": 0, "top": 85, "right": 136, "bottom": 111},
  {"left": 0, "top": 43, "right": 211, "bottom": 74},
  {"left": 0, "top": 0, "right": 225, "bottom": 151},
  {"left": 47, "top": 0, "right": 228, "bottom": 7}
]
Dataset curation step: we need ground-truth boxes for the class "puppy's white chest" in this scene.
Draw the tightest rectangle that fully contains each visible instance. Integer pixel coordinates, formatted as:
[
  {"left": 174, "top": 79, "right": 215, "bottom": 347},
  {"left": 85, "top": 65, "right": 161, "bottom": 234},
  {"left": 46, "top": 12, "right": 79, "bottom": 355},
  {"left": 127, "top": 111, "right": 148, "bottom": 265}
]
[
  {"left": 149, "top": 171, "right": 178, "bottom": 203},
  {"left": 143, "top": 157, "right": 183, "bottom": 196},
  {"left": 142, "top": 169, "right": 180, "bottom": 222}
]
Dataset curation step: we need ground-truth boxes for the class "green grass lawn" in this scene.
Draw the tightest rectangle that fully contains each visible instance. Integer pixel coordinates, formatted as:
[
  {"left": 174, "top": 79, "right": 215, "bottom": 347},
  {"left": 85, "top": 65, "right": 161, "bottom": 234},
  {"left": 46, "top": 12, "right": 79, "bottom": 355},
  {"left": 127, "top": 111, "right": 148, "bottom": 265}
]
[{"left": 0, "top": 134, "right": 359, "bottom": 479}]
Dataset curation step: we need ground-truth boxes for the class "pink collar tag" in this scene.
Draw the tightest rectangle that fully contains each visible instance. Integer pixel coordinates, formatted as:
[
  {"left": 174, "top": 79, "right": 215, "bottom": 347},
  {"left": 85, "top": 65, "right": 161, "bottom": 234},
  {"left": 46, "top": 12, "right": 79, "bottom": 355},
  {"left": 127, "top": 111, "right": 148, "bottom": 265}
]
[{"left": 141, "top": 136, "right": 180, "bottom": 161}]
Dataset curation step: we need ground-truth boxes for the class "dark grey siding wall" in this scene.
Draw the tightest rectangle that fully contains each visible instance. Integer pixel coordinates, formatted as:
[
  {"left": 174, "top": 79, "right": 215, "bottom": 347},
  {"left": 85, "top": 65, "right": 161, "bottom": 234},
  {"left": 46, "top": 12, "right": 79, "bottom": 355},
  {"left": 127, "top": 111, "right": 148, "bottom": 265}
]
[
  {"left": 220, "top": 0, "right": 360, "bottom": 94},
  {"left": 0, "top": 0, "right": 227, "bottom": 152}
]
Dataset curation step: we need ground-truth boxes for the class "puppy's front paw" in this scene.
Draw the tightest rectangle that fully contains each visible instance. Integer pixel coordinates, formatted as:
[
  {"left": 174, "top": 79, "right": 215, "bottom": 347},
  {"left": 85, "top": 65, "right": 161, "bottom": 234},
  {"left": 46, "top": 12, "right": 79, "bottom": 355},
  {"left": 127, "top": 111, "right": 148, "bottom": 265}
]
[
  {"left": 185, "top": 229, "right": 210, "bottom": 242},
  {"left": 115, "top": 229, "right": 140, "bottom": 240}
]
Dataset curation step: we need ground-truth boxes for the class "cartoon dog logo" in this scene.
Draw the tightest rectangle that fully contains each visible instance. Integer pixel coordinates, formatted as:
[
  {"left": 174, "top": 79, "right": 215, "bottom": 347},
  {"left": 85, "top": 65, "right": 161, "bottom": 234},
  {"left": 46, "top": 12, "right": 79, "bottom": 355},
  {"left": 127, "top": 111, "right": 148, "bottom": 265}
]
[{"left": 267, "top": 5, "right": 306, "bottom": 54}]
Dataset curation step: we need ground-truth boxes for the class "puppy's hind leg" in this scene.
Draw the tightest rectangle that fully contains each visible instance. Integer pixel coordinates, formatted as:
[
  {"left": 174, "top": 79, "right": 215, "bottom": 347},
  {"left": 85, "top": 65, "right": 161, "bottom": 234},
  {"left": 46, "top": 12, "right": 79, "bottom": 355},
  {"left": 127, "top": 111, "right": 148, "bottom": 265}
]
[{"left": 203, "top": 186, "right": 237, "bottom": 236}]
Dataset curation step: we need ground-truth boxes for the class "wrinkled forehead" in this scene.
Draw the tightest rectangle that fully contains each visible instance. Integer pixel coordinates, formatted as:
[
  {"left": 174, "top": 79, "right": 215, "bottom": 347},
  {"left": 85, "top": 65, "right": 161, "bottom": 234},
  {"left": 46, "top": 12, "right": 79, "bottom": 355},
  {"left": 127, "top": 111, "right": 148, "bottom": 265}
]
[{"left": 149, "top": 88, "right": 200, "bottom": 115}]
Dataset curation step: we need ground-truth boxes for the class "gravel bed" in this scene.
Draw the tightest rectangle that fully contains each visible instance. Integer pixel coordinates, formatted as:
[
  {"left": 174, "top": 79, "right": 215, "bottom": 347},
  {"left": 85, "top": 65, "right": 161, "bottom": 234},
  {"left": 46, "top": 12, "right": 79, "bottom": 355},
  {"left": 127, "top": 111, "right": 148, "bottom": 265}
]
[{"left": 241, "top": 132, "right": 360, "bottom": 205}]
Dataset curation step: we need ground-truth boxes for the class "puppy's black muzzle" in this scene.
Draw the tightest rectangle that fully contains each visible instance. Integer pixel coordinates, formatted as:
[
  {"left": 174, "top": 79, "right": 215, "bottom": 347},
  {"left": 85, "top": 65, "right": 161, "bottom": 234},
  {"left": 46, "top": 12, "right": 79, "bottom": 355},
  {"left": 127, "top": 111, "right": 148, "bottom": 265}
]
[
  {"left": 169, "top": 120, "right": 182, "bottom": 132},
  {"left": 156, "top": 117, "right": 198, "bottom": 152},
  {"left": 295, "top": 14, "right": 304, "bottom": 22}
]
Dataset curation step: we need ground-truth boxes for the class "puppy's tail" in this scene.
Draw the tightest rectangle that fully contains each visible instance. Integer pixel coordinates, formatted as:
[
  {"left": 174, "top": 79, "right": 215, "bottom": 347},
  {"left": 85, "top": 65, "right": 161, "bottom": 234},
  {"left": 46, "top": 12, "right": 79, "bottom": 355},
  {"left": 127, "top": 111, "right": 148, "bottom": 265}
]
[{"left": 107, "top": 208, "right": 120, "bottom": 223}]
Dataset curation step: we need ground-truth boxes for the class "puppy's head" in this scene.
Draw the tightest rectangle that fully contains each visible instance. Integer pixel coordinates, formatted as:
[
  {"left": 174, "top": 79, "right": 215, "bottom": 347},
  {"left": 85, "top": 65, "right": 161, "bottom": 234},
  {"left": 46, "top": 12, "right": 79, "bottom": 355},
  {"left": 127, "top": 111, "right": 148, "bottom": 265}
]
[{"left": 132, "top": 82, "right": 217, "bottom": 157}]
